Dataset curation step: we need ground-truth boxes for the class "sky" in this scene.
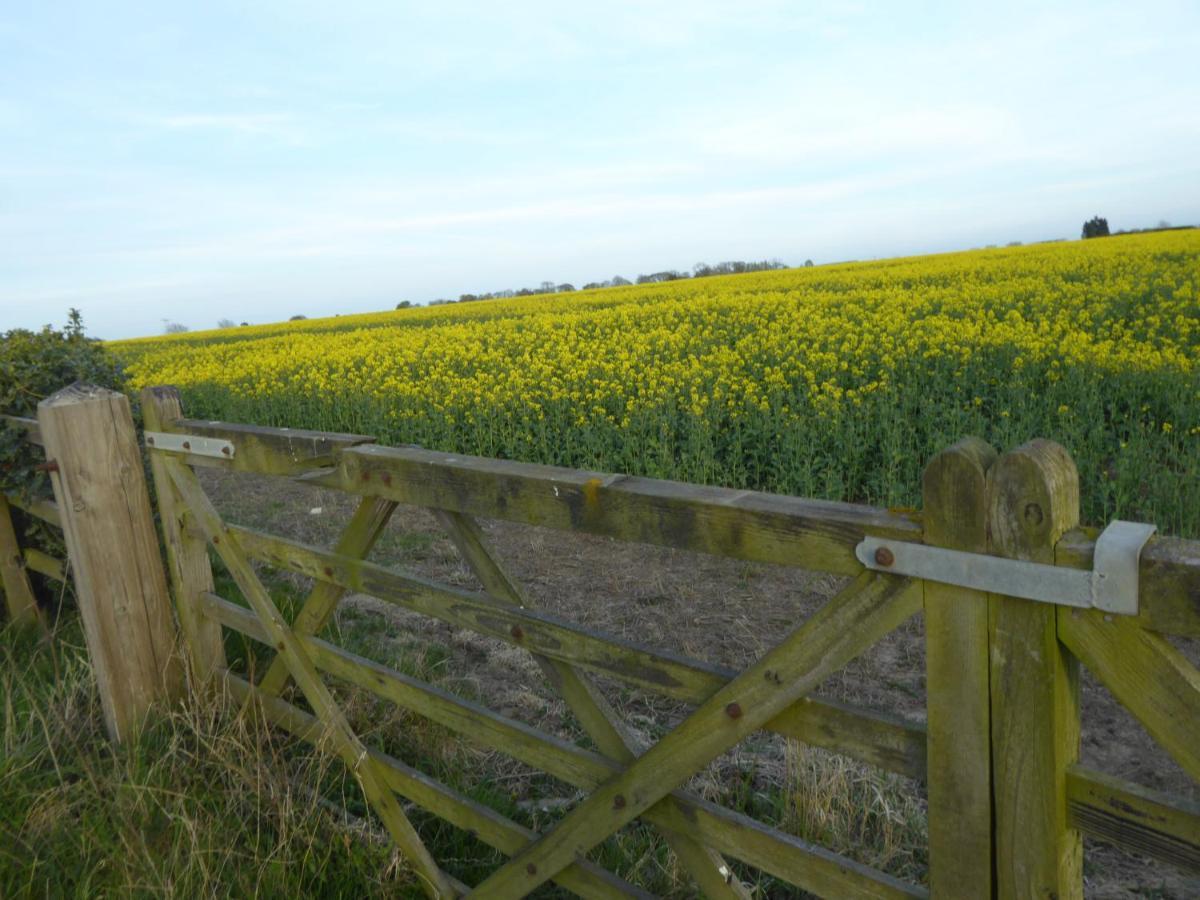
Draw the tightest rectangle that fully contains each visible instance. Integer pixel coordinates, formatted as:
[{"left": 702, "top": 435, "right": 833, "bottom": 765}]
[{"left": 1, "top": 1, "right": 1198, "bottom": 339}]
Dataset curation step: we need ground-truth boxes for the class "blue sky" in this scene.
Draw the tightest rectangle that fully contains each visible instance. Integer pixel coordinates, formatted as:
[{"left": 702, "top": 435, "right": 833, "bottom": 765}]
[{"left": 2, "top": 1, "right": 1198, "bottom": 339}]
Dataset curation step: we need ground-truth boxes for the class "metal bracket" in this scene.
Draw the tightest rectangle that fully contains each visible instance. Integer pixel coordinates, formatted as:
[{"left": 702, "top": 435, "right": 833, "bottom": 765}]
[
  {"left": 144, "top": 431, "right": 235, "bottom": 460},
  {"left": 856, "top": 520, "right": 1156, "bottom": 615}
]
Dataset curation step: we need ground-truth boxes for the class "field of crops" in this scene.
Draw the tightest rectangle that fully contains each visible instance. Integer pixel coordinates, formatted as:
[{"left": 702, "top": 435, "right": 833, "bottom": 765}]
[{"left": 112, "top": 230, "right": 1200, "bottom": 536}]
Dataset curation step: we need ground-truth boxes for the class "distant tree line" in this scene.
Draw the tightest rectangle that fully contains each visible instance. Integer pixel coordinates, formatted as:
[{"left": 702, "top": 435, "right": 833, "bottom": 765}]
[{"left": 406, "top": 258, "right": 792, "bottom": 309}]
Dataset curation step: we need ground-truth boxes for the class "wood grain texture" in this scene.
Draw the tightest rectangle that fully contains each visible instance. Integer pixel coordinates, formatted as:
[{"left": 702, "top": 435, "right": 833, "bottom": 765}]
[
  {"left": 1066, "top": 766, "right": 1200, "bottom": 872},
  {"left": 165, "top": 459, "right": 456, "bottom": 899},
  {"left": 1056, "top": 529, "right": 1200, "bottom": 637},
  {"left": 142, "top": 387, "right": 226, "bottom": 684},
  {"left": 205, "top": 593, "right": 925, "bottom": 900},
  {"left": 150, "top": 407, "right": 375, "bottom": 475},
  {"left": 922, "top": 436, "right": 996, "bottom": 898},
  {"left": 303, "top": 443, "right": 923, "bottom": 575},
  {"left": 38, "top": 384, "right": 182, "bottom": 742},
  {"left": 0, "top": 493, "right": 40, "bottom": 626},
  {"left": 469, "top": 571, "right": 921, "bottom": 898},
  {"left": 231, "top": 522, "right": 928, "bottom": 776},
  {"left": 1058, "top": 608, "right": 1200, "bottom": 781},
  {"left": 433, "top": 508, "right": 750, "bottom": 900},
  {"left": 987, "top": 439, "right": 1082, "bottom": 900}
]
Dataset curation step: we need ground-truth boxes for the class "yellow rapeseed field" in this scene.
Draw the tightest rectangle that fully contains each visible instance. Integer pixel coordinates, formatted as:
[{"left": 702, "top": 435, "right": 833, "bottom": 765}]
[{"left": 112, "top": 230, "right": 1200, "bottom": 534}]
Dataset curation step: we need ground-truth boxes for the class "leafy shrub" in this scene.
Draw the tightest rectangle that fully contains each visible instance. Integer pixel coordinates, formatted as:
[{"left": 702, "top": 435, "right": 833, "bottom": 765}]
[{"left": 0, "top": 310, "right": 126, "bottom": 602}]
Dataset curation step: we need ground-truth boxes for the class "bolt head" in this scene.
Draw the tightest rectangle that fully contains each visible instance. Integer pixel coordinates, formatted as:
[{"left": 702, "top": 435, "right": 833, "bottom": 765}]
[
  {"left": 874, "top": 546, "right": 895, "bottom": 567},
  {"left": 725, "top": 702, "right": 743, "bottom": 719}
]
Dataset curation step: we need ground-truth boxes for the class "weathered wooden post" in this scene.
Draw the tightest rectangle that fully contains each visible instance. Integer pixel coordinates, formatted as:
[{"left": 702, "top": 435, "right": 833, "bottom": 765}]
[
  {"left": 37, "top": 384, "right": 183, "bottom": 742},
  {"left": 0, "top": 493, "right": 41, "bottom": 627},
  {"left": 987, "top": 440, "right": 1082, "bottom": 899},
  {"left": 922, "top": 437, "right": 996, "bottom": 898},
  {"left": 140, "top": 386, "right": 227, "bottom": 686}
]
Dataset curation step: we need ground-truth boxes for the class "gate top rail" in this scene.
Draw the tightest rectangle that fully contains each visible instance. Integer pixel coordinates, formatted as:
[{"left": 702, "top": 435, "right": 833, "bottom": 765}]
[
  {"left": 1, "top": 414, "right": 43, "bottom": 446},
  {"left": 150, "top": 413, "right": 1200, "bottom": 637}
]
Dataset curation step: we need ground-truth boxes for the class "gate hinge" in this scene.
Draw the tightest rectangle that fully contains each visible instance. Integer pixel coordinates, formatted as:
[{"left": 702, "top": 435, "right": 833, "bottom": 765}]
[
  {"left": 145, "top": 431, "right": 235, "bottom": 460},
  {"left": 856, "top": 520, "right": 1156, "bottom": 615}
]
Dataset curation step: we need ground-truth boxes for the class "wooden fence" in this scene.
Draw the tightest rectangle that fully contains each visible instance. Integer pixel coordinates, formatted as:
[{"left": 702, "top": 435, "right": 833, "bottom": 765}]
[
  {"left": 4, "top": 382, "right": 1199, "bottom": 898},
  {"left": 0, "top": 414, "right": 68, "bottom": 626}
]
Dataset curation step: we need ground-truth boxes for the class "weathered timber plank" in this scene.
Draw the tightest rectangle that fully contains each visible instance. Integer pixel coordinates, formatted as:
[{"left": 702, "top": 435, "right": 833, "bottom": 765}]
[
  {"left": 203, "top": 594, "right": 924, "bottom": 900},
  {"left": 0, "top": 493, "right": 40, "bottom": 626},
  {"left": 469, "top": 571, "right": 922, "bottom": 897},
  {"left": 4, "top": 493, "right": 62, "bottom": 528},
  {"left": 300, "top": 443, "right": 922, "bottom": 575},
  {"left": 142, "top": 387, "right": 226, "bottom": 684},
  {"left": 1058, "top": 608, "right": 1200, "bottom": 782},
  {"left": 230, "top": 524, "right": 928, "bottom": 777},
  {"left": 1066, "top": 766, "right": 1200, "bottom": 873},
  {"left": 1057, "top": 529, "right": 1200, "bottom": 638},
  {"left": 987, "top": 440, "right": 1082, "bottom": 900},
  {"left": 922, "top": 437, "right": 996, "bottom": 899},
  {"left": 165, "top": 460, "right": 456, "bottom": 899},
  {"left": 0, "top": 414, "right": 42, "bottom": 446},
  {"left": 433, "top": 510, "right": 751, "bottom": 899},
  {"left": 221, "top": 670, "right": 650, "bottom": 900},
  {"left": 147, "top": 403, "right": 375, "bottom": 475},
  {"left": 257, "top": 496, "right": 399, "bottom": 698},
  {"left": 39, "top": 384, "right": 183, "bottom": 742},
  {"left": 23, "top": 548, "right": 66, "bottom": 582}
]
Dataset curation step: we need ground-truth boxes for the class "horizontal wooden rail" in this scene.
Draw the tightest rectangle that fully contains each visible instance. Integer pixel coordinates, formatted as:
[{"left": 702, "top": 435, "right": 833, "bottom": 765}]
[
  {"left": 152, "top": 413, "right": 1199, "bottom": 635},
  {"left": 299, "top": 444, "right": 922, "bottom": 576},
  {"left": 4, "top": 493, "right": 62, "bottom": 528},
  {"left": 0, "top": 414, "right": 42, "bottom": 446},
  {"left": 1057, "top": 530, "right": 1200, "bottom": 637},
  {"left": 206, "top": 594, "right": 925, "bottom": 899},
  {"left": 23, "top": 548, "right": 66, "bottom": 582},
  {"left": 221, "top": 670, "right": 651, "bottom": 900},
  {"left": 148, "top": 412, "right": 375, "bottom": 475},
  {"left": 1066, "top": 766, "right": 1200, "bottom": 872},
  {"left": 226, "top": 525, "right": 928, "bottom": 779}
]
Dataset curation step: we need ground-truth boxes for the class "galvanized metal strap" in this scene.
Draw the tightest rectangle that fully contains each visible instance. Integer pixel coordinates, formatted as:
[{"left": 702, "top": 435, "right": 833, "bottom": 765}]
[
  {"left": 144, "top": 431, "right": 235, "bottom": 460},
  {"left": 857, "top": 521, "right": 1156, "bottom": 615}
]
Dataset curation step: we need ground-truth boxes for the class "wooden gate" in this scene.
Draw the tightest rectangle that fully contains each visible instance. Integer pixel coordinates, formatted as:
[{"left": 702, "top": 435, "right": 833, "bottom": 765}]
[{"left": 134, "top": 385, "right": 1198, "bottom": 898}]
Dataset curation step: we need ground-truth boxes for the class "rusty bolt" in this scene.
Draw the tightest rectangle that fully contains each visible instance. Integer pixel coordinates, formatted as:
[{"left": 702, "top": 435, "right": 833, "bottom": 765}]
[
  {"left": 323, "top": 566, "right": 334, "bottom": 578},
  {"left": 613, "top": 793, "right": 626, "bottom": 810},
  {"left": 212, "top": 535, "right": 220, "bottom": 544},
  {"left": 146, "top": 436, "right": 155, "bottom": 445},
  {"left": 35, "top": 460, "right": 60, "bottom": 473},
  {"left": 526, "top": 864, "right": 537, "bottom": 876},
  {"left": 182, "top": 441, "right": 191, "bottom": 450},
  {"left": 221, "top": 445, "right": 231, "bottom": 456},
  {"left": 725, "top": 702, "right": 743, "bottom": 719},
  {"left": 511, "top": 624, "right": 524, "bottom": 641},
  {"left": 874, "top": 546, "right": 895, "bottom": 567}
]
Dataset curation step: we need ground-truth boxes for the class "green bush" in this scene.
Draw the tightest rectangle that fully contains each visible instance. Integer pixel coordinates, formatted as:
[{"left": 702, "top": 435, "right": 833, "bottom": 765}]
[{"left": 0, "top": 310, "right": 126, "bottom": 606}]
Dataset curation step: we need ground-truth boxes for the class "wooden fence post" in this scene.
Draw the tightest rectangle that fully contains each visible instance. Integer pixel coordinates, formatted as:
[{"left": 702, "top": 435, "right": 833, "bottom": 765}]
[
  {"left": 37, "top": 384, "right": 183, "bottom": 742},
  {"left": 140, "top": 386, "right": 226, "bottom": 686},
  {"left": 987, "top": 439, "right": 1082, "bottom": 899},
  {"left": 923, "top": 436, "right": 996, "bottom": 898},
  {"left": 0, "top": 493, "right": 41, "bottom": 627}
]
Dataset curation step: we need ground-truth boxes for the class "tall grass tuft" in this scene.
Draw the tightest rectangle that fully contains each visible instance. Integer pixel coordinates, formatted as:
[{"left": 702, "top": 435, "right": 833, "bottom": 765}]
[{"left": 0, "top": 618, "right": 416, "bottom": 898}]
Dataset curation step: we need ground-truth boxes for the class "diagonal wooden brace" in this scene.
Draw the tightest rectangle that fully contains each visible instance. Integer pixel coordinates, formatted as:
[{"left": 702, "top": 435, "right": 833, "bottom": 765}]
[
  {"left": 434, "top": 509, "right": 749, "bottom": 899},
  {"left": 257, "top": 496, "right": 399, "bottom": 697},
  {"left": 164, "top": 459, "right": 457, "bottom": 898},
  {"left": 468, "top": 569, "right": 922, "bottom": 898}
]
